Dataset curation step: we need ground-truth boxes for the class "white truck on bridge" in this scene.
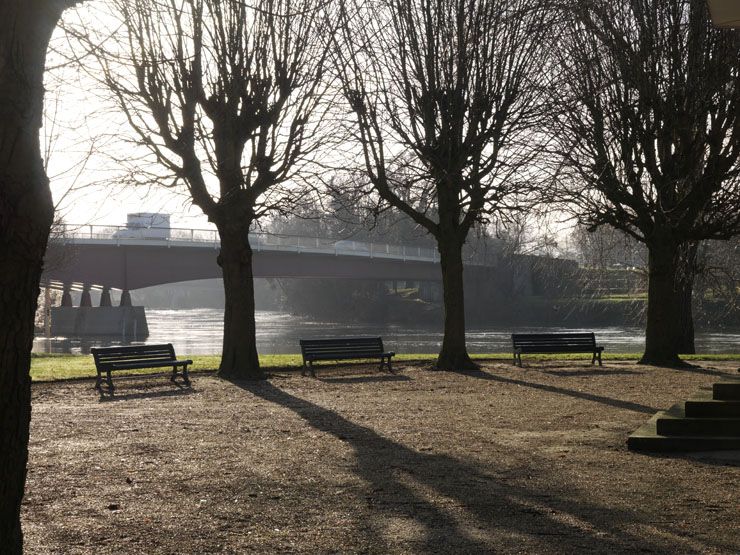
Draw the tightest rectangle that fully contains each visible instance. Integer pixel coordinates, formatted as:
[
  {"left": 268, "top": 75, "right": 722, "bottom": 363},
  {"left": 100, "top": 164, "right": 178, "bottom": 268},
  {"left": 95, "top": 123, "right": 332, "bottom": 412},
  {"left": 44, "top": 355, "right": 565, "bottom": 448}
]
[{"left": 113, "top": 213, "right": 171, "bottom": 240}]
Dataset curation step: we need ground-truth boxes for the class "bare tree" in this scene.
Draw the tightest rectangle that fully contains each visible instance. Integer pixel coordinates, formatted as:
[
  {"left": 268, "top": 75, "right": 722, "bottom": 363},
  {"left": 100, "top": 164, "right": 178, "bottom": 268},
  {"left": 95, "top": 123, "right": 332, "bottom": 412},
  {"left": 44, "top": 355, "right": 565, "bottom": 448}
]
[
  {"left": 549, "top": 0, "right": 740, "bottom": 365},
  {"left": 0, "top": 0, "right": 84, "bottom": 550},
  {"left": 67, "top": 0, "right": 330, "bottom": 378},
  {"left": 333, "top": 0, "right": 551, "bottom": 370}
]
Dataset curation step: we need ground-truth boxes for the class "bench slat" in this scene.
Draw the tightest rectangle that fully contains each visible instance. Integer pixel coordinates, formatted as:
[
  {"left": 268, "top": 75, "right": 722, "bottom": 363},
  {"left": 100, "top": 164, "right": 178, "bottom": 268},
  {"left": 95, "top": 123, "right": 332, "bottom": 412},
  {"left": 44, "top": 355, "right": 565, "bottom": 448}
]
[
  {"left": 109, "top": 360, "right": 191, "bottom": 370},
  {"left": 299, "top": 337, "right": 394, "bottom": 377},
  {"left": 91, "top": 344, "right": 191, "bottom": 393},
  {"left": 511, "top": 333, "right": 603, "bottom": 367}
]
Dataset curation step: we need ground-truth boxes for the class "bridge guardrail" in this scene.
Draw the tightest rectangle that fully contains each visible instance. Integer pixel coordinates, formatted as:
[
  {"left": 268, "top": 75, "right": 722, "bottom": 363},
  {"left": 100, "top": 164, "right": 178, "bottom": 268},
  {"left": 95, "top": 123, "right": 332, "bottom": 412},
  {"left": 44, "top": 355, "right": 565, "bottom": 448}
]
[{"left": 56, "top": 224, "right": 443, "bottom": 263}]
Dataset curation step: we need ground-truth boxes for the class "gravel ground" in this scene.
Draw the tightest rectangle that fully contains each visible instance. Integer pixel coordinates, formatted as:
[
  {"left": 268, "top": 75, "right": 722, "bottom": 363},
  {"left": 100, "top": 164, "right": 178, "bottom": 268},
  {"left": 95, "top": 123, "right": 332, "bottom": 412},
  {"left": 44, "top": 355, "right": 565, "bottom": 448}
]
[{"left": 23, "top": 359, "right": 740, "bottom": 554}]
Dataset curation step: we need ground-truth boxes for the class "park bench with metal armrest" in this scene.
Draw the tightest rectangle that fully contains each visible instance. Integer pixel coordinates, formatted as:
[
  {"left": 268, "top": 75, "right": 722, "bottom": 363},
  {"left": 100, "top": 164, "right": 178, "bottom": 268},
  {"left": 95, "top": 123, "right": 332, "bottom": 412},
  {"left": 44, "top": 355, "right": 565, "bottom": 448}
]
[
  {"left": 511, "top": 332, "right": 604, "bottom": 367},
  {"left": 91, "top": 343, "right": 192, "bottom": 393},
  {"left": 299, "top": 337, "right": 395, "bottom": 377}
]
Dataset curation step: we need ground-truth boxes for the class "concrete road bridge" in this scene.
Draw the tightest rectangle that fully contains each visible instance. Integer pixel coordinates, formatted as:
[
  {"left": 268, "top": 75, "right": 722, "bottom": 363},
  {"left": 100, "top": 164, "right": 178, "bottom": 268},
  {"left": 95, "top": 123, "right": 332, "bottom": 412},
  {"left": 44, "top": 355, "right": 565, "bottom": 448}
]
[{"left": 43, "top": 224, "right": 497, "bottom": 304}]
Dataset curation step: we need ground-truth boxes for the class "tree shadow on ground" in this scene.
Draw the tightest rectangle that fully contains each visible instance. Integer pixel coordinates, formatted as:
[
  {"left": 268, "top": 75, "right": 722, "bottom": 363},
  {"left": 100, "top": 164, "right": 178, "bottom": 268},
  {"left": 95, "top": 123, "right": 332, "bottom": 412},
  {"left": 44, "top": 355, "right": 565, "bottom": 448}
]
[
  {"left": 542, "top": 368, "right": 643, "bottom": 377},
  {"left": 457, "top": 369, "right": 657, "bottom": 414},
  {"left": 231, "top": 380, "right": 728, "bottom": 554},
  {"left": 98, "top": 384, "right": 194, "bottom": 403},
  {"left": 664, "top": 364, "right": 733, "bottom": 378},
  {"left": 318, "top": 374, "right": 412, "bottom": 385}
]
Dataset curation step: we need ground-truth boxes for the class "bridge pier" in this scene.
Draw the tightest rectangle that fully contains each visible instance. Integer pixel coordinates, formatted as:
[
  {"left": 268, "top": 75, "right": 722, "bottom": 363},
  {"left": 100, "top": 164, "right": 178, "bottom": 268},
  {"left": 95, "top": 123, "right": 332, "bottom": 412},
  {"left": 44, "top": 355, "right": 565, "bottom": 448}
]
[
  {"left": 99, "top": 286, "right": 112, "bottom": 307},
  {"left": 50, "top": 304, "right": 148, "bottom": 339},
  {"left": 120, "top": 289, "right": 132, "bottom": 307},
  {"left": 79, "top": 284, "right": 92, "bottom": 307},
  {"left": 60, "top": 285, "right": 73, "bottom": 307}
]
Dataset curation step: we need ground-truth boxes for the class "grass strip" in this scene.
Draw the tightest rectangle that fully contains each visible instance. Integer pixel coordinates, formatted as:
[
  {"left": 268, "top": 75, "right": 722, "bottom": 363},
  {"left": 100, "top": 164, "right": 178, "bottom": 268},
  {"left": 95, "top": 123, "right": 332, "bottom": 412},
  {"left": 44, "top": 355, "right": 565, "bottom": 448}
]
[{"left": 29, "top": 352, "right": 740, "bottom": 382}]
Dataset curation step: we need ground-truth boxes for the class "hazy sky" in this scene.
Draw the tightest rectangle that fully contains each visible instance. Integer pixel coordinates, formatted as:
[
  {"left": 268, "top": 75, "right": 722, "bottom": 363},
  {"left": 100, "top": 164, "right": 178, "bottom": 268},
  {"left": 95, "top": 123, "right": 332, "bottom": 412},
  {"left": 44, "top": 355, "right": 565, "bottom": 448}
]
[
  {"left": 44, "top": 3, "right": 214, "bottom": 230},
  {"left": 44, "top": 1, "right": 576, "bottom": 249}
]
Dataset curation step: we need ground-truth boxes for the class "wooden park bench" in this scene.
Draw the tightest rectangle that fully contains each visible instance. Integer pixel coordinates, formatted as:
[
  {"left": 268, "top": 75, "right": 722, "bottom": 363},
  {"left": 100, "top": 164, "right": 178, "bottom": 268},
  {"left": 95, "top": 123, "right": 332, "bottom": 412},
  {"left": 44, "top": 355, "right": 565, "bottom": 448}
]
[
  {"left": 91, "top": 343, "right": 192, "bottom": 393},
  {"left": 299, "top": 337, "right": 395, "bottom": 377},
  {"left": 512, "top": 332, "right": 604, "bottom": 367}
]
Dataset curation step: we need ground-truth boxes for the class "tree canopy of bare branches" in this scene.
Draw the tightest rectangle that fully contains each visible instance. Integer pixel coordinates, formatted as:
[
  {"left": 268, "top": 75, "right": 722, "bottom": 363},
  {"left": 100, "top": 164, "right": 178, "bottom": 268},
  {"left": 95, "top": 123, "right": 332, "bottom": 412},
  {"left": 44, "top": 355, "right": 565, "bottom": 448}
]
[
  {"left": 68, "top": 0, "right": 331, "bottom": 378},
  {"left": 549, "top": 0, "right": 740, "bottom": 365},
  {"left": 333, "top": 0, "right": 552, "bottom": 370}
]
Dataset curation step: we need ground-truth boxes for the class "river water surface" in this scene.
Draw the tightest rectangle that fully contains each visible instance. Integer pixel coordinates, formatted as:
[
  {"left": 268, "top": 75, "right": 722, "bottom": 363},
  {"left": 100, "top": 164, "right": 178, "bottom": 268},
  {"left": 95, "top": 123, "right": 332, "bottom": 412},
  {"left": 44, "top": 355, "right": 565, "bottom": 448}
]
[{"left": 32, "top": 308, "right": 740, "bottom": 355}]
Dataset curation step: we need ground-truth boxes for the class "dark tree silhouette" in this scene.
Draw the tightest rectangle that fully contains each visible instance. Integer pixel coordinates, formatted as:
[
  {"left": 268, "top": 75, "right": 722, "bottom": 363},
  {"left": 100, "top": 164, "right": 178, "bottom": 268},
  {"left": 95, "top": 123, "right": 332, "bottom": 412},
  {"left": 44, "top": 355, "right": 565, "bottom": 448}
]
[
  {"left": 333, "top": 0, "right": 551, "bottom": 370},
  {"left": 549, "top": 0, "right": 740, "bottom": 366},
  {"left": 73, "top": 0, "right": 330, "bottom": 379},
  {"left": 0, "top": 1, "right": 82, "bottom": 550}
]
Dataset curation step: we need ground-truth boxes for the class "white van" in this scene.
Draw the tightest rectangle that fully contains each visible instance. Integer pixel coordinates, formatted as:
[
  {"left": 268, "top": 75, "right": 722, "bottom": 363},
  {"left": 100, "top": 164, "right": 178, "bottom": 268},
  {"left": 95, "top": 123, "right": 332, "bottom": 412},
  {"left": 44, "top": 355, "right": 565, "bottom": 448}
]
[{"left": 114, "top": 213, "right": 171, "bottom": 239}]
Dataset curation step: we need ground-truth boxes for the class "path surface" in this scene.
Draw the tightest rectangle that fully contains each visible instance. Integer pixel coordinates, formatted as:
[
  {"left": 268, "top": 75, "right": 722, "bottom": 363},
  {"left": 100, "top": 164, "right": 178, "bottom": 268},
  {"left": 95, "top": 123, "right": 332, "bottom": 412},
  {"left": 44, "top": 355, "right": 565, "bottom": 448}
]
[{"left": 24, "top": 360, "right": 740, "bottom": 554}]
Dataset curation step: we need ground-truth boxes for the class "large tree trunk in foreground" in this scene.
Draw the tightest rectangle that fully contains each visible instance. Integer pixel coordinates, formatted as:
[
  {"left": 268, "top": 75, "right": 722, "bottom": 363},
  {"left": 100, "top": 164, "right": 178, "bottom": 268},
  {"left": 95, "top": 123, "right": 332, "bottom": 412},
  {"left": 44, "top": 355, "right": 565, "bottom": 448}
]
[
  {"left": 0, "top": 1, "right": 64, "bottom": 551},
  {"left": 217, "top": 227, "right": 263, "bottom": 380},
  {"left": 436, "top": 238, "right": 477, "bottom": 371},
  {"left": 640, "top": 238, "right": 683, "bottom": 366},
  {"left": 0, "top": 260, "right": 47, "bottom": 552}
]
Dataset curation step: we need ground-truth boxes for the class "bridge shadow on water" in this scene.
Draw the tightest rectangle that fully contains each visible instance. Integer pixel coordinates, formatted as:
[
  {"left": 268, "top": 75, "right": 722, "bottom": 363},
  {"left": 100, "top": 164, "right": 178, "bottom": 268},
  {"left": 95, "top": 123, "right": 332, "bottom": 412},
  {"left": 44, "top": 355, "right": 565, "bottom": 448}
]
[{"left": 230, "top": 378, "right": 724, "bottom": 553}]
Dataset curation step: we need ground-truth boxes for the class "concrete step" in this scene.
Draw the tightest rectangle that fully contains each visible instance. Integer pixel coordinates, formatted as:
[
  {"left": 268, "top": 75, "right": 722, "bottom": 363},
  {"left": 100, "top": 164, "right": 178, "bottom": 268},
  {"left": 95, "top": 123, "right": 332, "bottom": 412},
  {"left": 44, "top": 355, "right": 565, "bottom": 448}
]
[
  {"left": 655, "top": 403, "right": 740, "bottom": 437},
  {"left": 713, "top": 379, "right": 740, "bottom": 401},
  {"left": 627, "top": 409, "right": 740, "bottom": 452},
  {"left": 684, "top": 389, "right": 740, "bottom": 417},
  {"left": 685, "top": 399, "right": 740, "bottom": 418}
]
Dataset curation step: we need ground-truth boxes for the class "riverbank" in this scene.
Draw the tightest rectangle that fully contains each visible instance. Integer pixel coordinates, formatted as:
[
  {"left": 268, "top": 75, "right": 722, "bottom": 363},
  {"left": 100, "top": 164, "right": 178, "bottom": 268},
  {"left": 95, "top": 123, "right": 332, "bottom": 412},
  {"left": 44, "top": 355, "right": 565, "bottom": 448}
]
[
  {"left": 30, "top": 352, "right": 740, "bottom": 382},
  {"left": 24, "top": 360, "right": 740, "bottom": 554}
]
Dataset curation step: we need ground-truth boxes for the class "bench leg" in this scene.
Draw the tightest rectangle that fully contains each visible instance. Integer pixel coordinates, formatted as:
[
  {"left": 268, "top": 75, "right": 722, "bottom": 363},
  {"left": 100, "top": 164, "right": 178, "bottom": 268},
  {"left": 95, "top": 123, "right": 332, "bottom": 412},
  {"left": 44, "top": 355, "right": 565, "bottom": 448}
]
[
  {"left": 95, "top": 370, "right": 102, "bottom": 391},
  {"left": 597, "top": 351, "right": 602, "bottom": 366},
  {"left": 171, "top": 364, "right": 191, "bottom": 386},
  {"left": 309, "top": 361, "right": 316, "bottom": 378},
  {"left": 591, "top": 352, "right": 596, "bottom": 365},
  {"left": 379, "top": 357, "right": 393, "bottom": 373},
  {"left": 301, "top": 361, "right": 307, "bottom": 377},
  {"left": 106, "top": 370, "right": 114, "bottom": 394}
]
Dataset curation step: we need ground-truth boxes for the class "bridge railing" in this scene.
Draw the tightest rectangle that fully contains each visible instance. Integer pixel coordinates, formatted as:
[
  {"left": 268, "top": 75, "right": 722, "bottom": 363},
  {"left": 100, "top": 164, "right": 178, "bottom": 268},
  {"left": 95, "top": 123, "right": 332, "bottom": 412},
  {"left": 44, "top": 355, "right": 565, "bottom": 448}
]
[{"left": 57, "top": 224, "right": 442, "bottom": 263}]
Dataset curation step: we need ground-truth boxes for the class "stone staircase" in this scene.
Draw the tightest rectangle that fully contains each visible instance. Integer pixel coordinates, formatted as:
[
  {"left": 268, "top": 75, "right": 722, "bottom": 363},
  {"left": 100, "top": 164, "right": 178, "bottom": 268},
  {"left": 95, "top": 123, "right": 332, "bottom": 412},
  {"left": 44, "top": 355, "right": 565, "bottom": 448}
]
[{"left": 628, "top": 377, "right": 740, "bottom": 452}]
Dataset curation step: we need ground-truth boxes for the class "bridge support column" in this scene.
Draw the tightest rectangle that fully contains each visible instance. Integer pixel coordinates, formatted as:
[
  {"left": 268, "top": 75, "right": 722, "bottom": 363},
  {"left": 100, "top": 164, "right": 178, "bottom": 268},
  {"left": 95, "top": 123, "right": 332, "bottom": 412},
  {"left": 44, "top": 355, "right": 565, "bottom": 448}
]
[
  {"left": 120, "top": 289, "right": 132, "bottom": 307},
  {"left": 60, "top": 285, "right": 73, "bottom": 307},
  {"left": 79, "top": 285, "right": 92, "bottom": 307},
  {"left": 419, "top": 281, "right": 430, "bottom": 301},
  {"left": 99, "top": 286, "right": 112, "bottom": 307}
]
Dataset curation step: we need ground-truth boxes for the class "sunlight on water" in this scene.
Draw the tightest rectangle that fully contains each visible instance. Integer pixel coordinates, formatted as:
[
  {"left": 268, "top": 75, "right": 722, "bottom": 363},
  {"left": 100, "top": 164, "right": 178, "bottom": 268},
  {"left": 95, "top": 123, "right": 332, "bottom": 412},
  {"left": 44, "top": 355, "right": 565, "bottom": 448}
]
[{"left": 32, "top": 308, "right": 740, "bottom": 355}]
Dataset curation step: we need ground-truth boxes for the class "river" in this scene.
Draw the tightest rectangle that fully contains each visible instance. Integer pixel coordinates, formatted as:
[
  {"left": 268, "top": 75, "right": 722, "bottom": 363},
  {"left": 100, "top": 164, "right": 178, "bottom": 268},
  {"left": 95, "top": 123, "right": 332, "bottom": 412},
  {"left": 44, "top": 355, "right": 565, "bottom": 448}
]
[{"left": 32, "top": 308, "right": 740, "bottom": 355}]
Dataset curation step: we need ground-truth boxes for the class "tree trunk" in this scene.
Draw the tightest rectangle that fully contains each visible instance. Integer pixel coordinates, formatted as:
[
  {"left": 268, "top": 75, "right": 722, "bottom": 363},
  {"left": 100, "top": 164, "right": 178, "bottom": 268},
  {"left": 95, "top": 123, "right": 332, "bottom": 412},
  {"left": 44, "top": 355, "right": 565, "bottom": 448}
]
[
  {"left": 676, "top": 242, "right": 698, "bottom": 355},
  {"left": 640, "top": 237, "right": 683, "bottom": 366},
  {"left": 217, "top": 226, "right": 263, "bottom": 380},
  {"left": 0, "top": 1, "right": 64, "bottom": 551},
  {"left": 0, "top": 261, "right": 47, "bottom": 552},
  {"left": 436, "top": 237, "right": 477, "bottom": 371}
]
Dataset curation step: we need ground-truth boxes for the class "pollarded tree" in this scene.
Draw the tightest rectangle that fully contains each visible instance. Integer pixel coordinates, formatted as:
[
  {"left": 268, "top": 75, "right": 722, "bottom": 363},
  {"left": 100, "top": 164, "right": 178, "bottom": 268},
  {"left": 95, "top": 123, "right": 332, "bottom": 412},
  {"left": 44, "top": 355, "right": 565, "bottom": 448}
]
[
  {"left": 549, "top": 0, "right": 740, "bottom": 365},
  {"left": 0, "top": 1, "right": 83, "bottom": 550},
  {"left": 333, "top": 0, "right": 552, "bottom": 370},
  {"left": 70, "top": 0, "right": 330, "bottom": 378}
]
